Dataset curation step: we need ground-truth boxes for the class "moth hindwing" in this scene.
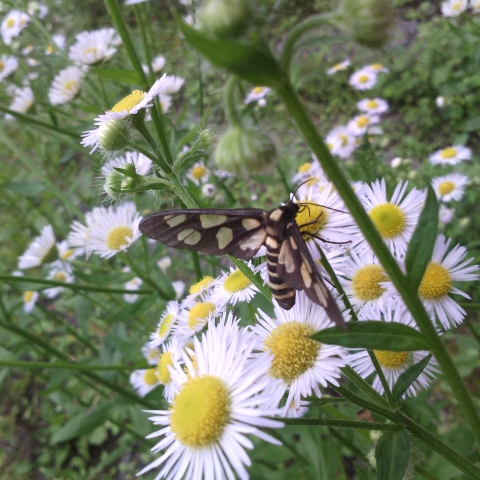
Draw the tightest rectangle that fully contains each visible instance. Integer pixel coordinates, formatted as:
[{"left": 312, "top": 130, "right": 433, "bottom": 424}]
[{"left": 139, "top": 202, "right": 346, "bottom": 329}]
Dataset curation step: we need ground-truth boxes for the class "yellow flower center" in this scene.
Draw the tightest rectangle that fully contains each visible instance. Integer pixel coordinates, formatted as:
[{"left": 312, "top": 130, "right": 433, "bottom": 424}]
[
  {"left": 366, "top": 100, "right": 379, "bottom": 109},
  {"left": 418, "top": 262, "right": 452, "bottom": 300},
  {"left": 374, "top": 350, "right": 409, "bottom": 369},
  {"left": 6, "top": 18, "right": 15, "bottom": 29},
  {"left": 170, "top": 375, "right": 231, "bottom": 447},
  {"left": 358, "top": 74, "right": 369, "bottom": 83},
  {"left": 191, "top": 165, "right": 207, "bottom": 180},
  {"left": 189, "top": 276, "right": 215, "bottom": 294},
  {"left": 356, "top": 116, "right": 370, "bottom": 128},
  {"left": 23, "top": 291, "right": 34, "bottom": 303},
  {"left": 46, "top": 45, "right": 55, "bottom": 54},
  {"left": 188, "top": 302, "right": 215, "bottom": 330},
  {"left": 295, "top": 202, "right": 329, "bottom": 238},
  {"left": 0, "top": 61, "right": 4, "bottom": 72},
  {"left": 83, "top": 46, "right": 98, "bottom": 57},
  {"left": 143, "top": 368, "right": 158, "bottom": 386},
  {"left": 339, "top": 134, "right": 349, "bottom": 147},
  {"left": 370, "top": 63, "right": 383, "bottom": 71},
  {"left": 223, "top": 270, "right": 251, "bottom": 293},
  {"left": 62, "top": 80, "right": 80, "bottom": 95},
  {"left": 452, "top": 1, "right": 462, "bottom": 10},
  {"left": 440, "top": 147, "right": 457, "bottom": 159},
  {"left": 158, "top": 312, "right": 175, "bottom": 338},
  {"left": 252, "top": 86, "right": 265, "bottom": 95},
  {"left": 60, "top": 249, "right": 74, "bottom": 260},
  {"left": 369, "top": 203, "right": 406, "bottom": 239},
  {"left": 264, "top": 321, "right": 320, "bottom": 382},
  {"left": 333, "top": 62, "right": 343, "bottom": 71},
  {"left": 106, "top": 226, "right": 133, "bottom": 250},
  {"left": 111, "top": 90, "right": 145, "bottom": 113},
  {"left": 156, "top": 351, "right": 174, "bottom": 384},
  {"left": 351, "top": 265, "right": 388, "bottom": 301},
  {"left": 438, "top": 181, "right": 455, "bottom": 196},
  {"left": 148, "top": 350, "right": 158, "bottom": 361},
  {"left": 298, "top": 162, "right": 311, "bottom": 173},
  {"left": 55, "top": 272, "right": 67, "bottom": 282}
]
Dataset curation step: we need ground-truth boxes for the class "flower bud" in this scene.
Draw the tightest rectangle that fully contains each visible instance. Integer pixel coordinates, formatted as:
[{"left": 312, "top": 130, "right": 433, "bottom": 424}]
[
  {"left": 214, "top": 126, "right": 276, "bottom": 175},
  {"left": 97, "top": 118, "right": 131, "bottom": 153},
  {"left": 197, "top": 0, "right": 250, "bottom": 39},
  {"left": 329, "top": 0, "right": 394, "bottom": 48}
]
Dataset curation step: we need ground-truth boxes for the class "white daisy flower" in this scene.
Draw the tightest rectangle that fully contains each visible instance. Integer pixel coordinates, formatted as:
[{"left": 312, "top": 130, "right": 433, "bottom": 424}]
[
  {"left": 181, "top": 276, "right": 216, "bottom": 307},
  {"left": 441, "top": 0, "right": 468, "bottom": 16},
  {"left": 356, "top": 178, "right": 426, "bottom": 259},
  {"left": 174, "top": 295, "right": 223, "bottom": 337},
  {"left": 157, "top": 256, "right": 172, "bottom": 271},
  {"left": 6, "top": 86, "right": 34, "bottom": 118},
  {"left": 27, "top": 2, "right": 48, "bottom": 18},
  {"left": 325, "top": 125, "right": 357, "bottom": 159},
  {"left": 123, "top": 276, "right": 143, "bottom": 303},
  {"left": 244, "top": 86, "right": 271, "bottom": 104},
  {"left": 67, "top": 209, "right": 97, "bottom": 258},
  {"left": 429, "top": 145, "right": 472, "bottom": 166},
  {"left": 471, "top": 0, "right": 480, "bottom": 11},
  {"left": 1, "top": 10, "right": 29, "bottom": 46},
  {"left": 357, "top": 98, "right": 389, "bottom": 115},
  {"left": 326, "top": 59, "right": 351, "bottom": 75},
  {"left": 23, "top": 290, "right": 39, "bottom": 313},
  {"left": 48, "top": 66, "right": 85, "bottom": 105},
  {"left": 155, "top": 335, "right": 186, "bottom": 401},
  {"left": 18, "top": 225, "right": 56, "bottom": 269},
  {"left": 183, "top": 13, "right": 195, "bottom": 26},
  {"left": 130, "top": 368, "right": 160, "bottom": 397},
  {"left": 103, "top": 151, "right": 153, "bottom": 179},
  {"left": 365, "top": 63, "right": 389, "bottom": 74},
  {"left": 158, "top": 76, "right": 184, "bottom": 94},
  {"left": 143, "top": 54, "right": 166, "bottom": 74},
  {"left": 432, "top": 173, "right": 469, "bottom": 203},
  {"left": 292, "top": 157, "right": 324, "bottom": 185},
  {"left": 56, "top": 240, "right": 80, "bottom": 262},
  {"left": 138, "top": 313, "right": 284, "bottom": 480},
  {"left": 44, "top": 261, "right": 75, "bottom": 298},
  {"left": 68, "top": 28, "right": 119, "bottom": 65},
  {"left": 347, "top": 114, "right": 381, "bottom": 136},
  {"left": 142, "top": 343, "right": 161, "bottom": 365},
  {"left": 439, "top": 205, "right": 455, "bottom": 224},
  {"left": 125, "top": 0, "right": 149, "bottom": 4},
  {"left": 158, "top": 93, "right": 172, "bottom": 114},
  {"left": 252, "top": 293, "right": 347, "bottom": 414},
  {"left": 45, "top": 33, "right": 66, "bottom": 54},
  {"left": 391, "top": 157, "right": 402, "bottom": 168},
  {"left": 187, "top": 161, "right": 209, "bottom": 185},
  {"left": 211, "top": 263, "right": 259, "bottom": 308},
  {"left": 285, "top": 400, "right": 310, "bottom": 418},
  {"left": 87, "top": 202, "right": 142, "bottom": 258},
  {"left": 0, "top": 55, "right": 18, "bottom": 81},
  {"left": 172, "top": 280, "right": 186, "bottom": 299},
  {"left": 348, "top": 305, "right": 439, "bottom": 397},
  {"left": 349, "top": 69, "right": 378, "bottom": 91},
  {"left": 149, "top": 300, "right": 180, "bottom": 348},
  {"left": 22, "top": 45, "right": 34, "bottom": 55},
  {"left": 417, "top": 234, "right": 479, "bottom": 329},
  {"left": 436, "top": 96, "right": 445, "bottom": 108},
  {"left": 201, "top": 183, "right": 216, "bottom": 197}
]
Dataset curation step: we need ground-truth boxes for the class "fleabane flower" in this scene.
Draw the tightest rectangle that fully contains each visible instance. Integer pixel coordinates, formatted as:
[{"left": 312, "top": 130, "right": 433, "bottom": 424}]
[
  {"left": 130, "top": 368, "right": 160, "bottom": 397},
  {"left": 348, "top": 305, "right": 439, "bottom": 397},
  {"left": 326, "top": 59, "right": 350, "bottom": 75},
  {"left": 181, "top": 275, "right": 217, "bottom": 307},
  {"left": 347, "top": 114, "right": 380, "bottom": 136},
  {"left": 432, "top": 173, "right": 469, "bottom": 202},
  {"left": 1, "top": 10, "right": 29, "bottom": 46},
  {"left": 149, "top": 300, "right": 180, "bottom": 348},
  {"left": 356, "top": 178, "right": 425, "bottom": 258},
  {"left": 292, "top": 157, "right": 325, "bottom": 186},
  {"left": 56, "top": 240, "right": 80, "bottom": 262},
  {"left": 175, "top": 294, "right": 223, "bottom": 337},
  {"left": 416, "top": 234, "right": 479, "bottom": 329},
  {"left": 155, "top": 335, "right": 186, "bottom": 401},
  {"left": 187, "top": 161, "right": 209, "bottom": 185},
  {"left": 349, "top": 69, "right": 377, "bottom": 91},
  {"left": 138, "top": 314, "right": 284, "bottom": 480},
  {"left": 211, "top": 263, "right": 259, "bottom": 307},
  {"left": 244, "top": 86, "right": 271, "bottom": 105},
  {"left": 252, "top": 293, "right": 347, "bottom": 414},
  {"left": 123, "top": 277, "right": 143, "bottom": 303},
  {"left": 48, "top": 66, "right": 85, "bottom": 105},
  {"left": 143, "top": 54, "right": 166, "bottom": 73},
  {"left": 325, "top": 125, "right": 357, "bottom": 159},
  {"left": 429, "top": 145, "right": 472, "bottom": 166},
  {"left": 68, "top": 28, "right": 120, "bottom": 65},
  {"left": 0, "top": 55, "right": 18, "bottom": 81},
  {"left": 6, "top": 86, "right": 34, "bottom": 118},
  {"left": 23, "top": 291, "right": 39, "bottom": 313},
  {"left": 18, "top": 225, "right": 56, "bottom": 269},
  {"left": 357, "top": 98, "right": 389, "bottom": 115},
  {"left": 441, "top": 0, "right": 468, "bottom": 16},
  {"left": 45, "top": 34, "right": 66, "bottom": 55},
  {"left": 471, "top": 0, "right": 480, "bottom": 12},
  {"left": 365, "top": 62, "right": 389, "bottom": 74},
  {"left": 44, "top": 261, "right": 75, "bottom": 298},
  {"left": 439, "top": 205, "right": 455, "bottom": 224},
  {"left": 142, "top": 343, "right": 161, "bottom": 365},
  {"left": 86, "top": 202, "right": 142, "bottom": 258},
  {"left": 67, "top": 209, "right": 97, "bottom": 258}
]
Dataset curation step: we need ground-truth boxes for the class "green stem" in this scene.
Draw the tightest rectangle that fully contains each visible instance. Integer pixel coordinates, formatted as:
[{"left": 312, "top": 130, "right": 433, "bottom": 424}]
[
  {"left": 279, "top": 418, "right": 399, "bottom": 430},
  {"left": 464, "top": 317, "right": 480, "bottom": 343},
  {"left": 224, "top": 76, "right": 241, "bottom": 127},
  {"left": 341, "top": 366, "right": 389, "bottom": 409},
  {"left": 0, "top": 359, "right": 150, "bottom": 370},
  {"left": 134, "top": 4, "right": 154, "bottom": 81},
  {"left": 275, "top": 78, "right": 480, "bottom": 445},
  {"left": 191, "top": 251, "right": 203, "bottom": 281}
]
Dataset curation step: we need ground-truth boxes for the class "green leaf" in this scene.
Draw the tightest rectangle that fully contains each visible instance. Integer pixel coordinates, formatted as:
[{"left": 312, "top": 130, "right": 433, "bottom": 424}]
[
  {"left": 106, "top": 293, "right": 159, "bottom": 323},
  {"left": 76, "top": 296, "right": 93, "bottom": 337},
  {"left": 354, "top": 463, "right": 369, "bottom": 480},
  {"left": 311, "top": 322, "right": 429, "bottom": 351},
  {"left": 177, "top": 17, "right": 285, "bottom": 87},
  {"left": 90, "top": 67, "right": 144, "bottom": 85},
  {"left": 375, "top": 429, "right": 410, "bottom": 480},
  {"left": 51, "top": 399, "right": 117, "bottom": 444},
  {"left": 460, "top": 115, "right": 480, "bottom": 132},
  {"left": 1, "top": 181, "right": 46, "bottom": 196},
  {"left": 392, "top": 354, "right": 432, "bottom": 402},
  {"left": 405, "top": 184, "right": 438, "bottom": 292},
  {"left": 74, "top": 271, "right": 133, "bottom": 286}
]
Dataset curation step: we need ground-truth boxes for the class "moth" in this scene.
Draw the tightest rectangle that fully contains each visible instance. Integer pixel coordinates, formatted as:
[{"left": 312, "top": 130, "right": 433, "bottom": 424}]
[{"left": 139, "top": 200, "right": 346, "bottom": 330}]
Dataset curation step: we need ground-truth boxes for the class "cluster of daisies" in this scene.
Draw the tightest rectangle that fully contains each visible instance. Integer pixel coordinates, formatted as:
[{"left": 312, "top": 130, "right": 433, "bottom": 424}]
[{"left": 441, "top": 0, "right": 480, "bottom": 17}]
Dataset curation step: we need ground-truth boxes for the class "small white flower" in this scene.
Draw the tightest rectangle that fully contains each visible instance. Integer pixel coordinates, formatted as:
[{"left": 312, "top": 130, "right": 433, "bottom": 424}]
[
  {"left": 325, "top": 125, "right": 357, "bottom": 159},
  {"left": 125, "top": 0, "right": 149, "bottom": 4},
  {"left": 18, "top": 225, "right": 56, "bottom": 269},
  {"left": 175, "top": 294, "right": 223, "bottom": 337},
  {"left": 429, "top": 145, "right": 472, "bottom": 166},
  {"left": 357, "top": 98, "right": 389, "bottom": 115},
  {"left": 123, "top": 276, "right": 143, "bottom": 303},
  {"left": 439, "top": 205, "right": 455, "bottom": 224},
  {"left": 67, "top": 209, "right": 98, "bottom": 258},
  {"left": 347, "top": 114, "right": 381, "bottom": 136},
  {"left": 142, "top": 342, "right": 161, "bottom": 365},
  {"left": 22, "top": 45, "right": 34, "bottom": 55},
  {"left": 1, "top": 10, "right": 29, "bottom": 46},
  {"left": 187, "top": 161, "right": 209, "bottom": 185},
  {"left": 349, "top": 69, "right": 378, "bottom": 91},
  {"left": 149, "top": 300, "right": 180, "bottom": 348},
  {"left": 0, "top": 55, "right": 18, "bottom": 81},
  {"left": 155, "top": 335, "right": 186, "bottom": 401},
  {"left": 201, "top": 183, "right": 216, "bottom": 197},
  {"left": 181, "top": 276, "right": 216, "bottom": 307},
  {"left": 45, "top": 34, "right": 66, "bottom": 55},
  {"left": 172, "top": 280, "right": 186, "bottom": 299},
  {"left": 441, "top": 0, "right": 468, "bottom": 16},
  {"left": 292, "top": 157, "right": 326, "bottom": 187},
  {"left": 27, "top": 2, "right": 48, "bottom": 18},
  {"left": 68, "top": 28, "right": 120, "bottom": 65},
  {"left": 130, "top": 368, "right": 159, "bottom": 397},
  {"left": 6, "top": 86, "right": 34, "bottom": 118},
  {"left": 471, "top": 0, "right": 480, "bottom": 11},
  {"left": 44, "top": 261, "right": 75, "bottom": 298},
  {"left": 436, "top": 96, "right": 445, "bottom": 108},
  {"left": 48, "top": 66, "right": 85, "bottom": 105},
  {"left": 432, "top": 172, "right": 469, "bottom": 202},
  {"left": 23, "top": 290, "right": 39, "bottom": 313},
  {"left": 365, "top": 63, "right": 389, "bottom": 74},
  {"left": 391, "top": 157, "right": 402, "bottom": 168},
  {"left": 157, "top": 256, "right": 172, "bottom": 271},
  {"left": 101, "top": 151, "right": 153, "bottom": 180},
  {"left": 142, "top": 54, "right": 166, "bottom": 73},
  {"left": 245, "top": 86, "right": 271, "bottom": 104},
  {"left": 327, "top": 59, "right": 351, "bottom": 75},
  {"left": 86, "top": 202, "right": 142, "bottom": 258}
]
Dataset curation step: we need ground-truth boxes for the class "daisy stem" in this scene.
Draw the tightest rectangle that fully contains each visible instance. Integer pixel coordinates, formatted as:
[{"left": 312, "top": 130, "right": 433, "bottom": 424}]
[
  {"left": 191, "top": 251, "right": 203, "bottom": 281},
  {"left": 134, "top": 4, "right": 154, "bottom": 82},
  {"left": 280, "top": 418, "right": 398, "bottom": 430},
  {"left": 276, "top": 77, "right": 480, "bottom": 446},
  {"left": 0, "top": 359, "right": 150, "bottom": 371}
]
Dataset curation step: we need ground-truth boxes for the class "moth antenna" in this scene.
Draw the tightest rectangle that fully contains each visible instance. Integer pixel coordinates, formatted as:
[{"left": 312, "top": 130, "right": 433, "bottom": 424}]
[{"left": 303, "top": 232, "right": 351, "bottom": 246}]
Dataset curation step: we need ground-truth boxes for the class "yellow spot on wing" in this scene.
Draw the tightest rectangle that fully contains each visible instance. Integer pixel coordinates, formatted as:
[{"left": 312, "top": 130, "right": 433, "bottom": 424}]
[
  {"left": 167, "top": 214, "right": 187, "bottom": 227},
  {"left": 242, "top": 218, "right": 260, "bottom": 230},
  {"left": 178, "top": 228, "right": 194, "bottom": 241},
  {"left": 216, "top": 227, "right": 233, "bottom": 249},
  {"left": 200, "top": 214, "right": 227, "bottom": 228},
  {"left": 184, "top": 231, "right": 201, "bottom": 245}
]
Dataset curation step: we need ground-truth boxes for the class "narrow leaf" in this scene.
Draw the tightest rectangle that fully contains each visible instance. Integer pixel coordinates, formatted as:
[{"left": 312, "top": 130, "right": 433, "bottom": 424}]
[
  {"left": 375, "top": 429, "right": 411, "bottom": 480},
  {"left": 1, "top": 181, "right": 46, "bottom": 195},
  {"left": 354, "top": 463, "right": 369, "bottom": 480},
  {"left": 75, "top": 271, "right": 133, "bottom": 286},
  {"left": 311, "top": 322, "right": 429, "bottom": 351},
  {"left": 106, "top": 293, "right": 159, "bottom": 323},
  {"left": 90, "top": 67, "right": 144, "bottom": 85},
  {"left": 392, "top": 354, "right": 432, "bottom": 402},
  {"left": 177, "top": 17, "right": 285, "bottom": 87},
  {"left": 405, "top": 184, "right": 438, "bottom": 292}
]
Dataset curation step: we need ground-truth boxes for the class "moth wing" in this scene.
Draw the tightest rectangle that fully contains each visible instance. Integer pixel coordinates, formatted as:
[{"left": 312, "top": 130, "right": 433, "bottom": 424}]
[{"left": 139, "top": 208, "right": 268, "bottom": 260}]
